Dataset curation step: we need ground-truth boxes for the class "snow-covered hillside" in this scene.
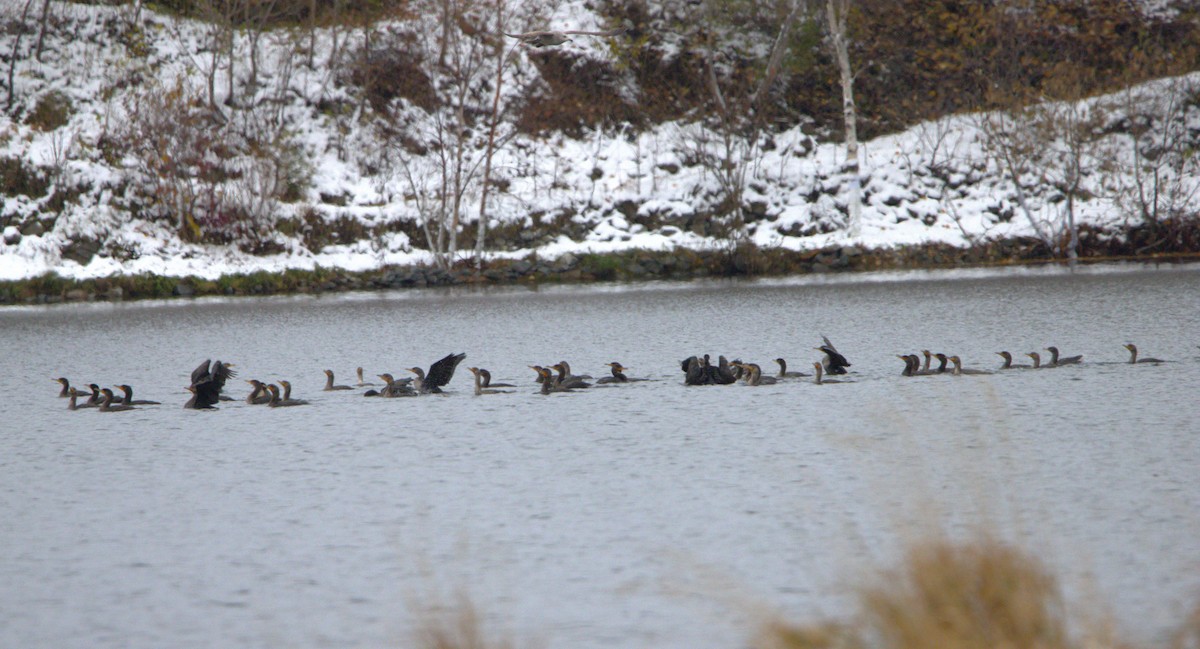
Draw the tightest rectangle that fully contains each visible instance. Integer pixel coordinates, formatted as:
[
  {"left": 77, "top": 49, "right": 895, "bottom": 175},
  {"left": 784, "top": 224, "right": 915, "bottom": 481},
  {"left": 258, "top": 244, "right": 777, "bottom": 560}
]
[{"left": 2, "top": 1, "right": 1199, "bottom": 282}]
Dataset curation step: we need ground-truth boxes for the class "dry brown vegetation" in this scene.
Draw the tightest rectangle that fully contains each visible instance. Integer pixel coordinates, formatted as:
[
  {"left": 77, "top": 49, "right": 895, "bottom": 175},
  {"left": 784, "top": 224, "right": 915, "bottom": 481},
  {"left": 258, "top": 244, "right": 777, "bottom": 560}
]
[
  {"left": 758, "top": 533, "right": 1200, "bottom": 649},
  {"left": 401, "top": 533, "right": 1199, "bottom": 649}
]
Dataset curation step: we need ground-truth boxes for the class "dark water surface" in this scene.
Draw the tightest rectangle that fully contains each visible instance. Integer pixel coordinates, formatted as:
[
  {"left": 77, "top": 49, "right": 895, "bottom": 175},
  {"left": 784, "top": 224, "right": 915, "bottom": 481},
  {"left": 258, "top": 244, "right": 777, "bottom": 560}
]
[{"left": 2, "top": 264, "right": 1198, "bottom": 648}]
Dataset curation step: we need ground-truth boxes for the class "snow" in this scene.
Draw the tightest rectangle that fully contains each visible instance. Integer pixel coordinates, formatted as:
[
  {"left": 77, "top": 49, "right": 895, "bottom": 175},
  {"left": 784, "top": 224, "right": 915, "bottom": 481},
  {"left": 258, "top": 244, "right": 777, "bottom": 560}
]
[{"left": 2, "top": 1, "right": 1199, "bottom": 282}]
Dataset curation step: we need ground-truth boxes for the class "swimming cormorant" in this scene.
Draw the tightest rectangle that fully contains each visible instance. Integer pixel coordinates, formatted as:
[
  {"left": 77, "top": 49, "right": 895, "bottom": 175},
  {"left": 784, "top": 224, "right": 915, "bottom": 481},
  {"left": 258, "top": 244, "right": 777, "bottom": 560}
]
[
  {"left": 774, "top": 358, "right": 808, "bottom": 378},
  {"left": 407, "top": 353, "right": 466, "bottom": 393},
  {"left": 98, "top": 388, "right": 136, "bottom": 412},
  {"left": 266, "top": 383, "right": 309, "bottom": 407},
  {"left": 817, "top": 336, "right": 851, "bottom": 375},
  {"left": 323, "top": 370, "right": 354, "bottom": 391},
  {"left": 551, "top": 363, "right": 592, "bottom": 389},
  {"left": 478, "top": 369, "right": 515, "bottom": 388},
  {"left": 812, "top": 362, "right": 850, "bottom": 384},
  {"left": 245, "top": 380, "right": 272, "bottom": 404},
  {"left": 467, "top": 367, "right": 513, "bottom": 395},
  {"left": 1045, "top": 346, "right": 1082, "bottom": 366},
  {"left": 596, "top": 362, "right": 646, "bottom": 384},
  {"left": 996, "top": 351, "right": 1032, "bottom": 369},
  {"left": 367, "top": 373, "right": 416, "bottom": 397},
  {"left": 67, "top": 387, "right": 92, "bottom": 410},
  {"left": 185, "top": 360, "right": 235, "bottom": 409},
  {"left": 948, "top": 356, "right": 992, "bottom": 375},
  {"left": 1123, "top": 344, "right": 1164, "bottom": 364},
  {"left": 117, "top": 385, "right": 160, "bottom": 406}
]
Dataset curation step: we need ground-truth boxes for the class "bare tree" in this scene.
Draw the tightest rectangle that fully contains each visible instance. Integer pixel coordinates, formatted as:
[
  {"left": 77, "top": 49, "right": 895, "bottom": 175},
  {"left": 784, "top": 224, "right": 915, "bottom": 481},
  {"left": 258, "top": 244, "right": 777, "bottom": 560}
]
[
  {"left": 6, "top": 0, "right": 37, "bottom": 112},
  {"left": 1110, "top": 76, "right": 1200, "bottom": 252},
  {"left": 475, "top": 0, "right": 518, "bottom": 270},
  {"left": 685, "top": 0, "right": 802, "bottom": 229},
  {"left": 978, "top": 107, "right": 1056, "bottom": 251},
  {"left": 824, "top": 0, "right": 861, "bottom": 239},
  {"left": 33, "top": 0, "right": 51, "bottom": 61}
]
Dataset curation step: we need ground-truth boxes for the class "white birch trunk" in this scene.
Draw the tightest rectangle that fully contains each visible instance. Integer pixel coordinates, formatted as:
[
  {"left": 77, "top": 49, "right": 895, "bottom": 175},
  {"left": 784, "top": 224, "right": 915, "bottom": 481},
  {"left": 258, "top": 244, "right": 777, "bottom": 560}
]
[{"left": 826, "top": 0, "right": 861, "bottom": 239}]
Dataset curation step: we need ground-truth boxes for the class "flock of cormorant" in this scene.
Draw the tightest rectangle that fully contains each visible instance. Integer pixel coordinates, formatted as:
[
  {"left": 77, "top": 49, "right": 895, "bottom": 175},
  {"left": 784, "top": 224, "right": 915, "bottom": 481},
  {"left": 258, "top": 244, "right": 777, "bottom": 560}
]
[{"left": 54, "top": 340, "right": 1170, "bottom": 411}]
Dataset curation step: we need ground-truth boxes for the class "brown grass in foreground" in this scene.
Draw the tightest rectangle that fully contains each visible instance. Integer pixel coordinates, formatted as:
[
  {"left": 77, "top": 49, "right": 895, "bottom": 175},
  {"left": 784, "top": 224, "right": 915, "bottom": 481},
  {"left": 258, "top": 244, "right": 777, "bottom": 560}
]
[
  {"left": 412, "top": 591, "right": 514, "bottom": 649},
  {"left": 759, "top": 535, "right": 1199, "bottom": 649},
  {"left": 408, "top": 536, "right": 1199, "bottom": 649}
]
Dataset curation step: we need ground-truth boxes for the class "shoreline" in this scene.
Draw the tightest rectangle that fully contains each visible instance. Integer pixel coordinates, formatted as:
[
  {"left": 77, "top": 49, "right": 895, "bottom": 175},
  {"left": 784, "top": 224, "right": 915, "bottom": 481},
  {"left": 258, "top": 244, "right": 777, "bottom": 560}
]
[{"left": 3, "top": 243, "right": 1198, "bottom": 306}]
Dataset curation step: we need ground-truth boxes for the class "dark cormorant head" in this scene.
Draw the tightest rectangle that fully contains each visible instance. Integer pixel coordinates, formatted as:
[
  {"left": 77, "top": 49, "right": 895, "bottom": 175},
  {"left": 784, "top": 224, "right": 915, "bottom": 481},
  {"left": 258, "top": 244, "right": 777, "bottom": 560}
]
[
  {"left": 324, "top": 369, "right": 334, "bottom": 377},
  {"left": 378, "top": 374, "right": 394, "bottom": 384},
  {"left": 1123, "top": 343, "right": 1136, "bottom": 352},
  {"left": 55, "top": 377, "right": 68, "bottom": 385},
  {"left": 996, "top": 351, "right": 1011, "bottom": 359}
]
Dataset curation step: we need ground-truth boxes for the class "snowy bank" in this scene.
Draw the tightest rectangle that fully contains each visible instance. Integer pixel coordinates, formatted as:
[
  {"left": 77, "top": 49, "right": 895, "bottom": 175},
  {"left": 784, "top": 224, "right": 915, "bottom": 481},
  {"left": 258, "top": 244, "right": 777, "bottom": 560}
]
[{"left": 2, "top": 2, "right": 1199, "bottom": 283}]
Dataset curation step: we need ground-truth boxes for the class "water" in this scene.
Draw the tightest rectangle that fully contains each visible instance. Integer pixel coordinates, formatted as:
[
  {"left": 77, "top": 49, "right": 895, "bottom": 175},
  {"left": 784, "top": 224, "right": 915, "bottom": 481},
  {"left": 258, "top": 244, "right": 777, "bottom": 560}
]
[{"left": 2, "top": 264, "right": 1199, "bottom": 649}]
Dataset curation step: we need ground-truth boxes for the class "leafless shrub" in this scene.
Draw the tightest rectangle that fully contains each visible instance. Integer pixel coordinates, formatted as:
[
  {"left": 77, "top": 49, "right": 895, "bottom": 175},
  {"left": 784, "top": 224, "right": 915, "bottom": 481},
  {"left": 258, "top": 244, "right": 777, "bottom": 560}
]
[{"left": 1107, "top": 76, "right": 1200, "bottom": 252}]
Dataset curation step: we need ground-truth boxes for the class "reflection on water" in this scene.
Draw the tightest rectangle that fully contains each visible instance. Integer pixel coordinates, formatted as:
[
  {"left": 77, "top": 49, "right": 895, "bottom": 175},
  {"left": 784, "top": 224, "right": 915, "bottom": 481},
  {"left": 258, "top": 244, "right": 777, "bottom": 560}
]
[{"left": 2, "top": 264, "right": 1199, "bottom": 649}]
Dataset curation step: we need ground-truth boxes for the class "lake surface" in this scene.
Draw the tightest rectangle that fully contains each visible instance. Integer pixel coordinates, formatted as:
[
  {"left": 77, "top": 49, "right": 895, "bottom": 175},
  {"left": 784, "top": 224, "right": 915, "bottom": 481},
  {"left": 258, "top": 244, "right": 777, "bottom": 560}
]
[{"left": 2, "top": 263, "right": 1199, "bottom": 649}]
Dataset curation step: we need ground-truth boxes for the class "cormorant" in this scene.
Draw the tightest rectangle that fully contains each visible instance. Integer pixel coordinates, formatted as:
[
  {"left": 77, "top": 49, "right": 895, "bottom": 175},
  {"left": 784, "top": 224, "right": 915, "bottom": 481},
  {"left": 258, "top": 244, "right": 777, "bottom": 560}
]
[
  {"left": 323, "top": 369, "right": 354, "bottom": 391},
  {"left": 117, "top": 385, "right": 160, "bottom": 406},
  {"left": 468, "top": 367, "right": 513, "bottom": 395},
  {"left": 407, "top": 353, "right": 466, "bottom": 393},
  {"left": 817, "top": 336, "right": 851, "bottom": 375},
  {"left": 812, "top": 362, "right": 850, "bottom": 384},
  {"left": 1123, "top": 343, "right": 1164, "bottom": 364},
  {"left": 681, "top": 354, "right": 738, "bottom": 385},
  {"left": 1025, "top": 352, "right": 1043, "bottom": 369},
  {"left": 55, "top": 377, "right": 71, "bottom": 398},
  {"left": 83, "top": 384, "right": 103, "bottom": 407},
  {"left": 534, "top": 366, "right": 578, "bottom": 394},
  {"left": 932, "top": 353, "right": 950, "bottom": 374},
  {"left": 733, "top": 362, "right": 777, "bottom": 385},
  {"left": 996, "top": 351, "right": 1031, "bottom": 369},
  {"left": 551, "top": 363, "right": 591, "bottom": 389},
  {"left": 245, "top": 380, "right": 272, "bottom": 404},
  {"left": 774, "top": 358, "right": 808, "bottom": 378},
  {"left": 557, "top": 360, "right": 592, "bottom": 381},
  {"left": 356, "top": 367, "right": 376, "bottom": 387},
  {"left": 266, "top": 383, "right": 309, "bottom": 407},
  {"left": 67, "top": 387, "right": 92, "bottom": 410},
  {"left": 1045, "top": 346, "right": 1082, "bottom": 366},
  {"left": 948, "top": 356, "right": 992, "bottom": 375},
  {"left": 478, "top": 369, "right": 515, "bottom": 388},
  {"left": 367, "top": 373, "right": 415, "bottom": 397},
  {"left": 185, "top": 359, "right": 235, "bottom": 409},
  {"left": 98, "top": 388, "right": 136, "bottom": 412},
  {"left": 596, "top": 362, "right": 645, "bottom": 384}
]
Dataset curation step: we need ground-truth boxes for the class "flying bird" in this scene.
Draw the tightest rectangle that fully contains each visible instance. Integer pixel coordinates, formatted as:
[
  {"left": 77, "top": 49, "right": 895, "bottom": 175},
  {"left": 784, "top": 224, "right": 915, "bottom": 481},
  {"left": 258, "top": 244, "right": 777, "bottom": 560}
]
[{"left": 503, "top": 27, "right": 627, "bottom": 48}]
